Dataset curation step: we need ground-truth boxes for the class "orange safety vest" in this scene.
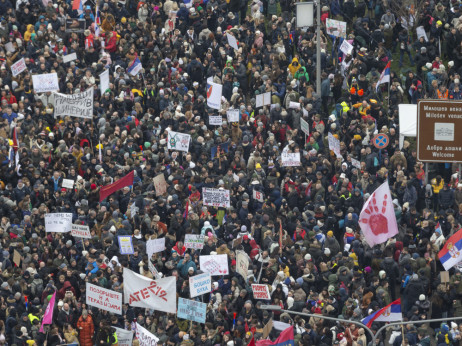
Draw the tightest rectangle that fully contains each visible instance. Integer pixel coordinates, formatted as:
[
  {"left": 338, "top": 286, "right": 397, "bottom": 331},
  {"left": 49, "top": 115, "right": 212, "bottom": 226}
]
[{"left": 437, "top": 89, "right": 448, "bottom": 99}]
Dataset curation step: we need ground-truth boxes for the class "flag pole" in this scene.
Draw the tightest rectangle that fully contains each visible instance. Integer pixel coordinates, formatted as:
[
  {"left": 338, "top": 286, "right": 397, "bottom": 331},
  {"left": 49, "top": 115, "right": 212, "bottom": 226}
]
[{"left": 388, "top": 80, "right": 390, "bottom": 109}]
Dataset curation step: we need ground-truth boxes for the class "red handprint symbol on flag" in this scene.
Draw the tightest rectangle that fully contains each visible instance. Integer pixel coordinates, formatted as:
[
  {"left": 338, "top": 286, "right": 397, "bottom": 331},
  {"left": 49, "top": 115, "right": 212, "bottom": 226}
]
[{"left": 360, "top": 194, "right": 388, "bottom": 235}]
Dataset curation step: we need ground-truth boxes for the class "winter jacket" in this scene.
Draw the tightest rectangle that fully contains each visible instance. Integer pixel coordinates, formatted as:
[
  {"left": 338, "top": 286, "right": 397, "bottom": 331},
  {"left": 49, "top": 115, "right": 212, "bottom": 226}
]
[{"left": 77, "top": 314, "right": 95, "bottom": 346}]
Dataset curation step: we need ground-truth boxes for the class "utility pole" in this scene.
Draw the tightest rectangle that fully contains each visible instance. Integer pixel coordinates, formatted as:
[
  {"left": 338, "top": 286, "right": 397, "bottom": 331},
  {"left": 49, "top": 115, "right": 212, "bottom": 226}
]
[{"left": 316, "top": 0, "right": 321, "bottom": 95}]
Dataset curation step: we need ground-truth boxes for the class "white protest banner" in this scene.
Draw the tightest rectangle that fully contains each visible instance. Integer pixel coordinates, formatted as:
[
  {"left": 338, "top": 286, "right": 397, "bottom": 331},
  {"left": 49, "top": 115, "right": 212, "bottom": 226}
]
[
  {"left": 167, "top": 130, "right": 191, "bottom": 152},
  {"left": 5, "top": 42, "right": 15, "bottom": 53},
  {"left": 62, "top": 178, "right": 74, "bottom": 189},
  {"left": 256, "top": 92, "right": 271, "bottom": 108},
  {"left": 189, "top": 272, "right": 211, "bottom": 298},
  {"left": 10, "top": 58, "right": 26, "bottom": 77},
  {"left": 351, "top": 158, "right": 361, "bottom": 169},
  {"left": 209, "top": 115, "right": 222, "bottom": 126},
  {"left": 289, "top": 101, "right": 301, "bottom": 109},
  {"left": 202, "top": 187, "right": 230, "bottom": 208},
  {"left": 253, "top": 190, "right": 264, "bottom": 202},
  {"left": 118, "top": 236, "right": 134, "bottom": 255},
  {"left": 153, "top": 174, "right": 167, "bottom": 196},
  {"left": 416, "top": 26, "right": 428, "bottom": 42},
  {"left": 328, "top": 132, "right": 342, "bottom": 158},
  {"left": 207, "top": 77, "right": 223, "bottom": 110},
  {"left": 339, "top": 40, "right": 354, "bottom": 55},
  {"left": 32, "top": 73, "right": 59, "bottom": 93},
  {"left": 252, "top": 284, "right": 271, "bottom": 300},
  {"left": 226, "top": 109, "right": 239, "bottom": 123},
  {"left": 300, "top": 118, "right": 310, "bottom": 136},
  {"left": 63, "top": 52, "right": 77, "bottom": 63},
  {"left": 45, "top": 213, "right": 72, "bottom": 233},
  {"left": 184, "top": 234, "right": 205, "bottom": 250},
  {"left": 236, "top": 250, "right": 249, "bottom": 279},
  {"left": 54, "top": 88, "right": 94, "bottom": 119},
  {"left": 199, "top": 254, "right": 229, "bottom": 275},
  {"left": 130, "top": 202, "right": 138, "bottom": 217},
  {"left": 114, "top": 327, "right": 133, "bottom": 346},
  {"left": 71, "top": 224, "right": 91, "bottom": 238},
  {"left": 148, "top": 260, "right": 161, "bottom": 279},
  {"left": 146, "top": 238, "right": 165, "bottom": 258},
  {"left": 135, "top": 322, "right": 159, "bottom": 345},
  {"left": 86, "top": 282, "right": 122, "bottom": 314},
  {"left": 326, "top": 18, "right": 347, "bottom": 38},
  {"left": 226, "top": 33, "right": 239, "bottom": 50},
  {"left": 281, "top": 152, "right": 301, "bottom": 167},
  {"left": 177, "top": 298, "right": 207, "bottom": 324},
  {"left": 99, "top": 69, "right": 110, "bottom": 94},
  {"left": 123, "top": 268, "right": 176, "bottom": 313}
]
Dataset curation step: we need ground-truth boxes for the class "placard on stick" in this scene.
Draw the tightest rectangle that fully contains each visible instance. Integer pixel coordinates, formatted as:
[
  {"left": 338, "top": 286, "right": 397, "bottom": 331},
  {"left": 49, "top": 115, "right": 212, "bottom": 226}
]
[{"left": 13, "top": 250, "right": 21, "bottom": 267}]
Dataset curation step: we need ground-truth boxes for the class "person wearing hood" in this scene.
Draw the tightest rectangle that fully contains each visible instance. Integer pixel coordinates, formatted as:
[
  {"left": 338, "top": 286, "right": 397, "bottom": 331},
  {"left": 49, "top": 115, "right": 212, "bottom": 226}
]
[{"left": 288, "top": 57, "right": 301, "bottom": 76}]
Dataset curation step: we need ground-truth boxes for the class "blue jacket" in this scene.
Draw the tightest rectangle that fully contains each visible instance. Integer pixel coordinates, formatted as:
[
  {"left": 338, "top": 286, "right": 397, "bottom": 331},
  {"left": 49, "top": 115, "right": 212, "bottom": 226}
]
[{"left": 177, "top": 259, "right": 196, "bottom": 278}]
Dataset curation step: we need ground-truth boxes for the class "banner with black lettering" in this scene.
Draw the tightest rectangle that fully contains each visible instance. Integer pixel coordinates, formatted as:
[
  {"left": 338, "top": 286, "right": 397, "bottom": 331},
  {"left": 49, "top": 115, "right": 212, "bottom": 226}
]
[{"left": 54, "top": 88, "right": 94, "bottom": 119}]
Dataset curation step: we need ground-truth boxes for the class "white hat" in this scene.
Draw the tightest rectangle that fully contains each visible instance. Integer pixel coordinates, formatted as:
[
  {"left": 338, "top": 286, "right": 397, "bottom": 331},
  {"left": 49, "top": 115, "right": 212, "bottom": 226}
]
[
  {"left": 425, "top": 63, "right": 432, "bottom": 69},
  {"left": 304, "top": 254, "right": 312, "bottom": 261},
  {"left": 379, "top": 270, "right": 386, "bottom": 279},
  {"left": 58, "top": 300, "right": 64, "bottom": 307},
  {"left": 419, "top": 294, "right": 426, "bottom": 301},
  {"left": 448, "top": 61, "right": 454, "bottom": 67}
]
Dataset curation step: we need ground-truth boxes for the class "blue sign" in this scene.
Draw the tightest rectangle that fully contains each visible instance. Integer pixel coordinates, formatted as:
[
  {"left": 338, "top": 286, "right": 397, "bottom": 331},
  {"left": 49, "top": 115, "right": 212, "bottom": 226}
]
[{"left": 177, "top": 298, "right": 207, "bottom": 324}]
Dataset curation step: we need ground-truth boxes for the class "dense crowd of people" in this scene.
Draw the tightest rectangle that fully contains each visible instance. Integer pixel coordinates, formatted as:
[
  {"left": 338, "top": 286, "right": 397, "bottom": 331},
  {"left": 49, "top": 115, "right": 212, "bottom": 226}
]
[{"left": 0, "top": 0, "right": 462, "bottom": 345}]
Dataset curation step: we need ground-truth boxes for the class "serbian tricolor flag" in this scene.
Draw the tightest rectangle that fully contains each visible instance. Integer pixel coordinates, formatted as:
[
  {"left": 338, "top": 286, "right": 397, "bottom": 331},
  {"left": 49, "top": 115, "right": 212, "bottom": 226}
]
[
  {"left": 206, "top": 76, "right": 222, "bottom": 110},
  {"left": 95, "top": 4, "right": 101, "bottom": 37},
  {"left": 99, "top": 170, "right": 134, "bottom": 202},
  {"left": 361, "top": 299, "right": 402, "bottom": 328},
  {"left": 435, "top": 222, "right": 443, "bottom": 235},
  {"left": 127, "top": 54, "right": 142, "bottom": 76},
  {"left": 256, "top": 326, "right": 294, "bottom": 345},
  {"left": 376, "top": 61, "right": 391, "bottom": 91},
  {"left": 438, "top": 228, "right": 462, "bottom": 271},
  {"left": 72, "top": 0, "right": 86, "bottom": 11},
  {"left": 39, "top": 291, "right": 57, "bottom": 332}
]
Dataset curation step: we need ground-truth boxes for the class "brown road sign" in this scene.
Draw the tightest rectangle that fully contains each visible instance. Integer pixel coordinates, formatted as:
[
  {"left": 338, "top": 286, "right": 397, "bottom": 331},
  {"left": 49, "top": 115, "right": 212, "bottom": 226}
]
[{"left": 417, "top": 100, "right": 462, "bottom": 162}]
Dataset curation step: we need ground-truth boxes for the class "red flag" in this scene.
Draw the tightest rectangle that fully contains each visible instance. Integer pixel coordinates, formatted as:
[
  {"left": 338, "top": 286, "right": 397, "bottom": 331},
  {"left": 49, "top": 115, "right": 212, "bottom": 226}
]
[
  {"left": 72, "top": 0, "right": 81, "bottom": 10},
  {"left": 99, "top": 171, "right": 134, "bottom": 202},
  {"left": 256, "top": 326, "right": 294, "bottom": 345},
  {"left": 12, "top": 127, "right": 18, "bottom": 152},
  {"left": 245, "top": 321, "right": 249, "bottom": 332},
  {"left": 248, "top": 336, "right": 256, "bottom": 346}
]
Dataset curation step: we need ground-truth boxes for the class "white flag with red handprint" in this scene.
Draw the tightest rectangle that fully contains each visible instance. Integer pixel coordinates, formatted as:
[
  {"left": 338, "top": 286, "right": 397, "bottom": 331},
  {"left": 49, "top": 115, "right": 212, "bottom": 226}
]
[{"left": 359, "top": 181, "right": 398, "bottom": 247}]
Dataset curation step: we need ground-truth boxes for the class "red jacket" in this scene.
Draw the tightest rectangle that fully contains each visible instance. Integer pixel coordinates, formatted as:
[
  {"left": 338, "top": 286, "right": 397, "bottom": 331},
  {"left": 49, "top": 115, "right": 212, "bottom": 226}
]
[
  {"left": 76, "top": 314, "right": 94, "bottom": 346},
  {"left": 104, "top": 32, "right": 117, "bottom": 53}
]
